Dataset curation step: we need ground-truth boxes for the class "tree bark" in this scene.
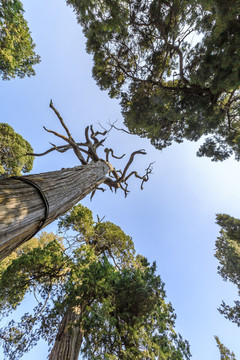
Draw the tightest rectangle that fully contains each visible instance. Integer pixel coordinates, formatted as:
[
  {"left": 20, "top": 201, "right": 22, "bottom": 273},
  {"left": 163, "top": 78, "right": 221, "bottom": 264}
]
[
  {"left": 49, "top": 308, "right": 83, "bottom": 360},
  {"left": 0, "top": 160, "right": 110, "bottom": 260}
]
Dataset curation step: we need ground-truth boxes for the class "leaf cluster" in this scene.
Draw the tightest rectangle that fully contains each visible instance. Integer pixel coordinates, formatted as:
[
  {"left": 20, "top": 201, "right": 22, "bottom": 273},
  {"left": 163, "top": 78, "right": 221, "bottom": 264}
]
[{"left": 0, "top": 0, "right": 40, "bottom": 80}]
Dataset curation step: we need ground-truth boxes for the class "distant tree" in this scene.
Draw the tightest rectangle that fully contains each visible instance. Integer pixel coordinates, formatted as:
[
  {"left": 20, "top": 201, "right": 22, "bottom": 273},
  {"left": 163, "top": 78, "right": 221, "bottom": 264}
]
[
  {"left": 67, "top": 0, "right": 240, "bottom": 161},
  {"left": 0, "top": 123, "right": 34, "bottom": 178},
  {"left": 0, "top": 101, "right": 152, "bottom": 260},
  {"left": 0, "top": 0, "right": 40, "bottom": 80},
  {"left": 215, "top": 336, "right": 237, "bottom": 360},
  {"left": 215, "top": 214, "right": 240, "bottom": 326},
  {"left": 0, "top": 205, "right": 191, "bottom": 360}
]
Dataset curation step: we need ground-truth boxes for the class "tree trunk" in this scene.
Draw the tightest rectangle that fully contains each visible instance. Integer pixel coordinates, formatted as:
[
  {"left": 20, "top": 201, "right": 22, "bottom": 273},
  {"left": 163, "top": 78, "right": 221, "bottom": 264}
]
[
  {"left": 0, "top": 161, "right": 110, "bottom": 260},
  {"left": 49, "top": 308, "right": 83, "bottom": 360}
]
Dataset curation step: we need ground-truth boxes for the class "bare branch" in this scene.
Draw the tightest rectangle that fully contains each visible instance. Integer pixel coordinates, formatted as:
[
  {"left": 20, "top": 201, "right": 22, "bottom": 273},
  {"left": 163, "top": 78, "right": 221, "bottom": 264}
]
[
  {"left": 124, "top": 162, "right": 154, "bottom": 189},
  {"left": 90, "top": 187, "right": 106, "bottom": 201},
  {"left": 49, "top": 143, "right": 70, "bottom": 154},
  {"left": 103, "top": 153, "right": 153, "bottom": 197},
  {"left": 107, "top": 121, "right": 135, "bottom": 135},
  {"left": 30, "top": 101, "right": 153, "bottom": 199},
  {"left": 49, "top": 100, "right": 72, "bottom": 139},
  {"left": 90, "top": 125, "right": 107, "bottom": 144},
  {"left": 116, "top": 149, "right": 146, "bottom": 183},
  {"left": 96, "top": 214, "right": 106, "bottom": 223},
  {"left": 85, "top": 126, "right": 90, "bottom": 144},
  {"left": 43, "top": 126, "right": 69, "bottom": 143},
  {"left": 104, "top": 148, "right": 126, "bottom": 163},
  {"left": 33, "top": 286, "right": 41, "bottom": 304},
  {"left": 106, "top": 246, "right": 121, "bottom": 271},
  {"left": 26, "top": 142, "right": 90, "bottom": 158},
  {"left": 43, "top": 126, "right": 87, "bottom": 165},
  {"left": 27, "top": 144, "right": 70, "bottom": 157}
]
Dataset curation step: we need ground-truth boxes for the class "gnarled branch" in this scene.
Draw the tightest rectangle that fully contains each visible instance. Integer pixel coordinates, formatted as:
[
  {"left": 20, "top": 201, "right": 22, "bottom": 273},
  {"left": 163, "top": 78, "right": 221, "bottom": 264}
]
[{"left": 27, "top": 101, "right": 153, "bottom": 197}]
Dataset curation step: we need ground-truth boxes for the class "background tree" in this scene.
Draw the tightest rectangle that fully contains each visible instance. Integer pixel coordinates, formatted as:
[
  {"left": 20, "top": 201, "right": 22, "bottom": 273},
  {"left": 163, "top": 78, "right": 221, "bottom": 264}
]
[
  {"left": 0, "top": 204, "right": 191, "bottom": 360},
  {"left": 0, "top": 0, "right": 40, "bottom": 80},
  {"left": 0, "top": 101, "right": 152, "bottom": 260},
  {"left": 215, "top": 336, "right": 237, "bottom": 360},
  {"left": 66, "top": 0, "right": 240, "bottom": 161},
  {"left": 215, "top": 213, "right": 240, "bottom": 326},
  {"left": 0, "top": 123, "right": 34, "bottom": 178}
]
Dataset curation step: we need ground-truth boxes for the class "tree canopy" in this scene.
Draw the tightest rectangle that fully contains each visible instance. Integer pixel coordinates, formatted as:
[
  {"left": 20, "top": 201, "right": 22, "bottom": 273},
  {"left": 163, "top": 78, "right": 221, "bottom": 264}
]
[
  {"left": 67, "top": 0, "right": 240, "bottom": 161},
  {"left": 0, "top": 0, "right": 40, "bottom": 80},
  {"left": 0, "top": 204, "right": 191, "bottom": 360},
  {"left": 215, "top": 213, "right": 240, "bottom": 326},
  {"left": 0, "top": 123, "right": 34, "bottom": 178}
]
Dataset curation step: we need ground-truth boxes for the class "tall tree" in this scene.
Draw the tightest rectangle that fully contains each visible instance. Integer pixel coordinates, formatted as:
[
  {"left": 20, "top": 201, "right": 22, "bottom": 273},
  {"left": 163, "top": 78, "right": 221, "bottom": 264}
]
[
  {"left": 0, "top": 0, "right": 40, "bottom": 80},
  {"left": 0, "top": 101, "right": 152, "bottom": 260},
  {"left": 0, "top": 205, "right": 191, "bottom": 360},
  {"left": 215, "top": 213, "right": 240, "bottom": 326},
  {"left": 0, "top": 123, "right": 34, "bottom": 178},
  {"left": 67, "top": 0, "right": 240, "bottom": 161}
]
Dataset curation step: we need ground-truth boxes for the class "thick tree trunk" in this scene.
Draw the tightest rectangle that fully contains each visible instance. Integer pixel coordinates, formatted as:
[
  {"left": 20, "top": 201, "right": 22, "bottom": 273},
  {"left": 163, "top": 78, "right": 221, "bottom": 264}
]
[
  {"left": 49, "top": 308, "right": 83, "bottom": 360},
  {"left": 0, "top": 161, "right": 110, "bottom": 260}
]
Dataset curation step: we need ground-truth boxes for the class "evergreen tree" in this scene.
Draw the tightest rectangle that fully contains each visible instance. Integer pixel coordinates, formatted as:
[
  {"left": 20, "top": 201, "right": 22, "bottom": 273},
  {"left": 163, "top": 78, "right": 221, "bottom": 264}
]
[
  {"left": 67, "top": 0, "right": 240, "bottom": 161},
  {"left": 0, "top": 123, "right": 34, "bottom": 178},
  {"left": 215, "top": 336, "right": 237, "bottom": 360},
  {"left": 0, "top": 204, "right": 191, "bottom": 360},
  {"left": 215, "top": 214, "right": 240, "bottom": 326},
  {"left": 0, "top": 0, "right": 40, "bottom": 80}
]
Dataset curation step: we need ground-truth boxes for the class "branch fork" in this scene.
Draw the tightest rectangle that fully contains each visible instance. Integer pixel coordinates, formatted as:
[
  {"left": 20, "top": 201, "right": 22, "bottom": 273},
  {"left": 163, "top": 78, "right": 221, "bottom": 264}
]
[{"left": 28, "top": 101, "right": 153, "bottom": 198}]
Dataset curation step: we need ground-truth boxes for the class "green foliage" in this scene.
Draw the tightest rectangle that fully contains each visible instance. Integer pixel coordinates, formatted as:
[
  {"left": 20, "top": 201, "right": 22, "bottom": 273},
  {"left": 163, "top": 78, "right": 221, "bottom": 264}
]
[
  {"left": 0, "top": 232, "right": 63, "bottom": 274},
  {"left": 58, "top": 204, "right": 137, "bottom": 269},
  {"left": 215, "top": 214, "right": 240, "bottom": 326},
  {"left": 0, "top": 123, "right": 34, "bottom": 177},
  {"left": 0, "top": 0, "right": 40, "bottom": 80},
  {"left": 67, "top": 0, "right": 240, "bottom": 161},
  {"left": 215, "top": 336, "right": 237, "bottom": 360},
  {"left": 0, "top": 233, "right": 65, "bottom": 317},
  {"left": 0, "top": 205, "right": 191, "bottom": 360},
  {"left": 82, "top": 260, "right": 190, "bottom": 360}
]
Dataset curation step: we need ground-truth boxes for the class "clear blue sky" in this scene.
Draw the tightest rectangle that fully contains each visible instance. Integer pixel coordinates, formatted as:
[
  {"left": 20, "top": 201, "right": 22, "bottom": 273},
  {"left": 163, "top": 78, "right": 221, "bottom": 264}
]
[{"left": 0, "top": 0, "right": 239, "bottom": 359}]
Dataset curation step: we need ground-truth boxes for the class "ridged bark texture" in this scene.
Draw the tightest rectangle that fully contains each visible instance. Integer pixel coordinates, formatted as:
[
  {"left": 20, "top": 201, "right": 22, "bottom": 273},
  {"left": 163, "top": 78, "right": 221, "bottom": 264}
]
[
  {"left": 49, "top": 308, "right": 82, "bottom": 360},
  {"left": 0, "top": 161, "right": 110, "bottom": 260}
]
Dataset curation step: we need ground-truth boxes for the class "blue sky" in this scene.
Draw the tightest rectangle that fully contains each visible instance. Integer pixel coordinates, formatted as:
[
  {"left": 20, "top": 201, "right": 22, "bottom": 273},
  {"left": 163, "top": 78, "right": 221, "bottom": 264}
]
[{"left": 0, "top": 0, "right": 240, "bottom": 359}]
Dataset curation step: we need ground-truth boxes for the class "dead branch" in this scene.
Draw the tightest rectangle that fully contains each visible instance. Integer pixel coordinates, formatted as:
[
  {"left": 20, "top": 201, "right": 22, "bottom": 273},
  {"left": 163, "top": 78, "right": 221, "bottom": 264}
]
[
  {"left": 50, "top": 100, "right": 72, "bottom": 139},
  {"left": 124, "top": 162, "right": 155, "bottom": 189},
  {"left": 99, "top": 120, "right": 135, "bottom": 136},
  {"left": 96, "top": 215, "right": 106, "bottom": 223},
  {"left": 104, "top": 148, "right": 126, "bottom": 163},
  {"left": 107, "top": 121, "right": 135, "bottom": 135},
  {"left": 90, "top": 187, "right": 106, "bottom": 201},
  {"left": 28, "top": 101, "right": 153, "bottom": 197},
  {"left": 43, "top": 126, "right": 87, "bottom": 165},
  {"left": 27, "top": 144, "right": 70, "bottom": 157},
  {"left": 115, "top": 150, "right": 146, "bottom": 183}
]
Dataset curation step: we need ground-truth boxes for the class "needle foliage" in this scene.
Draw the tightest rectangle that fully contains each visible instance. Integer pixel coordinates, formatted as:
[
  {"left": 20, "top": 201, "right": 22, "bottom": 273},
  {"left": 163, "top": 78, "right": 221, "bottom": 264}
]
[
  {"left": 67, "top": 0, "right": 240, "bottom": 161},
  {"left": 0, "top": 0, "right": 40, "bottom": 80},
  {"left": 0, "top": 204, "right": 191, "bottom": 360}
]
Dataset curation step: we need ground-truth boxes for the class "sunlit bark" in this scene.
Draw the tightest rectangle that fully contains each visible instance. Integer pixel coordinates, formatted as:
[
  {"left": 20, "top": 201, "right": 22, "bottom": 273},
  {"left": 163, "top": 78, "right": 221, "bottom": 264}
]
[{"left": 0, "top": 161, "right": 110, "bottom": 260}]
